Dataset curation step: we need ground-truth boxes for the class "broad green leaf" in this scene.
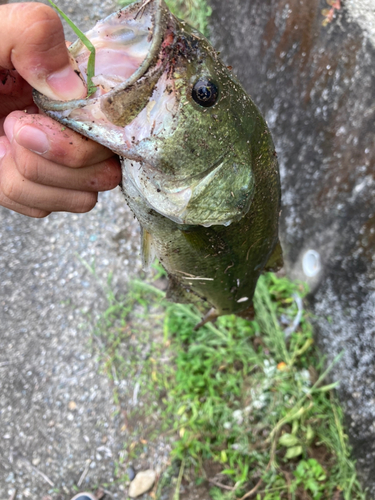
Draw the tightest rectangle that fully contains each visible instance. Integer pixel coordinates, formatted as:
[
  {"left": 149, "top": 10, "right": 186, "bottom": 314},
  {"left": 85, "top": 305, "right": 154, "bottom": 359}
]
[
  {"left": 285, "top": 445, "right": 303, "bottom": 459},
  {"left": 278, "top": 433, "right": 300, "bottom": 447}
]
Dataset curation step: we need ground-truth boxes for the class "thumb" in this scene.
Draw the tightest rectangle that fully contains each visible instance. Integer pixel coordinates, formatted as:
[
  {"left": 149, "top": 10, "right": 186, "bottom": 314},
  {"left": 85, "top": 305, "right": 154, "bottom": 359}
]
[{"left": 0, "top": 2, "right": 86, "bottom": 101}]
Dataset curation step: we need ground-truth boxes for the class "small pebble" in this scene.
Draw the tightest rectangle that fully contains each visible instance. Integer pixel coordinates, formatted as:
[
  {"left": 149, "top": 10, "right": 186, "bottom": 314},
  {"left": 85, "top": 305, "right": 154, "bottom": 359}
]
[
  {"left": 127, "top": 466, "right": 136, "bottom": 481},
  {"left": 68, "top": 401, "right": 77, "bottom": 411}
]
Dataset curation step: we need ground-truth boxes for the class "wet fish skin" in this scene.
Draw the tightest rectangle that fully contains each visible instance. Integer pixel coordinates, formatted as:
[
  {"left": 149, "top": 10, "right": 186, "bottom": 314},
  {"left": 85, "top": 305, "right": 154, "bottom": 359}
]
[{"left": 34, "top": 0, "right": 282, "bottom": 320}]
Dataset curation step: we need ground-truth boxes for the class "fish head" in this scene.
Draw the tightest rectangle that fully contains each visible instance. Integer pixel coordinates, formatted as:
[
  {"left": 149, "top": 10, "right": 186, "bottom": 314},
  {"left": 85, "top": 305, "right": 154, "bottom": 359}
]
[{"left": 34, "top": 0, "right": 258, "bottom": 227}]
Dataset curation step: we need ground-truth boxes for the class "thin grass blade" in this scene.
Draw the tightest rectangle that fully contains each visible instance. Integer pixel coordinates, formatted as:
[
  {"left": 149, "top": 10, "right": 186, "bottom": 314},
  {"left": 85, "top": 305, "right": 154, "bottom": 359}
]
[{"left": 47, "top": 0, "right": 97, "bottom": 96}]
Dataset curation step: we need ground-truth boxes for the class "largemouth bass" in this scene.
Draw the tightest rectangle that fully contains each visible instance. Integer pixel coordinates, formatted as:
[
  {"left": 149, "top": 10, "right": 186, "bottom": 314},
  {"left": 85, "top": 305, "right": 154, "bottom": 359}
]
[{"left": 34, "top": 0, "right": 283, "bottom": 325}]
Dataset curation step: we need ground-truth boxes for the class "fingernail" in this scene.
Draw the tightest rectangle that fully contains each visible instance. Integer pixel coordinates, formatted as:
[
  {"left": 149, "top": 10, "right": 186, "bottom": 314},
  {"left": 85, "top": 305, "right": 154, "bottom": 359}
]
[
  {"left": 46, "top": 65, "right": 87, "bottom": 101},
  {"left": 0, "top": 142, "right": 7, "bottom": 160},
  {"left": 16, "top": 125, "right": 50, "bottom": 155}
]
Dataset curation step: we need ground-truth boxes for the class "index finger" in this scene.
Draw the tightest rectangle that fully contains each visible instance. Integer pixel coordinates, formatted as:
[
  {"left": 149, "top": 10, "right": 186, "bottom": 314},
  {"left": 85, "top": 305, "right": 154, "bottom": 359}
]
[
  {"left": 0, "top": 2, "right": 86, "bottom": 101},
  {"left": 6, "top": 111, "right": 116, "bottom": 167}
]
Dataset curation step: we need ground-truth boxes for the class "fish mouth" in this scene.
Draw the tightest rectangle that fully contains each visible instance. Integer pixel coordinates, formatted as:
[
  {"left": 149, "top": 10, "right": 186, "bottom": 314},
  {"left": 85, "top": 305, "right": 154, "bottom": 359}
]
[
  {"left": 33, "top": 0, "right": 204, "bottom": 225},
  {"left": 33, "top": 0, "right": 176, "bottom": 156}
]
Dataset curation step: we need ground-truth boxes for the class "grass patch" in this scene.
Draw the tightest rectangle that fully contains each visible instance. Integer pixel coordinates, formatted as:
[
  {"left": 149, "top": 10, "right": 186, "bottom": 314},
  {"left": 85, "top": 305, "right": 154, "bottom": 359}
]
[{"left": 93, "top": 266, "right": 366, "bottom": 499}]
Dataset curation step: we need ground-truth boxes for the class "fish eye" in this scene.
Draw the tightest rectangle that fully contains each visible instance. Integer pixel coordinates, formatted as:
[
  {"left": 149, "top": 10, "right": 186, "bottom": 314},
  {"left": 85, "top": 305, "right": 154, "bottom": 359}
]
[{"left": 192, "top": 78, "right": 219, "bottom": 107}]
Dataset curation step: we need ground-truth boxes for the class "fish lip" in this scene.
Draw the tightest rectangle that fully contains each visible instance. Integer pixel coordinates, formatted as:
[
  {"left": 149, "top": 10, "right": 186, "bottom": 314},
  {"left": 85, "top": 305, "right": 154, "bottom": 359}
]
[{"left": 33, "top": 0, "right": 169, "bottom": 112}]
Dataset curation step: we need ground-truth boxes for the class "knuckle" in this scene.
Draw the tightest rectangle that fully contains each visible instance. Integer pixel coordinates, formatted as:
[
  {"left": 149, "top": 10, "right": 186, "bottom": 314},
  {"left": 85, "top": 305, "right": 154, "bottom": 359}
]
[
  {"left": 17, "top": 5, "right": 64, "bottom": 56},
  {"left": 69, "top": 144, "right": 95, "bottom": 168},
  {"left": 0, "top": 172, "right": 21, "bottom": 203},
  {"left": 16, "top": 156, "right": 40, "bottom": 183},
  {"left": 64, "top": 139, "right": 111, "bottom": 168},
  {"left": 78, "top": 149, "right": 92, "bottom": 167},
  {"left": 73, "top": 192, "right": 98, "bottom": 213},
  {"left": 21, "top": 3, "right": 61, "bottom": 32}
]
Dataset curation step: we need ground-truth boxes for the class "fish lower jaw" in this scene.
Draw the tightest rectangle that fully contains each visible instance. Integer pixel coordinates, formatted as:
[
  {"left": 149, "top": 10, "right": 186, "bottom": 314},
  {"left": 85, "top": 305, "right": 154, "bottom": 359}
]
[{"left": 122, "top": 160, "right": 193, "bottom": 224}]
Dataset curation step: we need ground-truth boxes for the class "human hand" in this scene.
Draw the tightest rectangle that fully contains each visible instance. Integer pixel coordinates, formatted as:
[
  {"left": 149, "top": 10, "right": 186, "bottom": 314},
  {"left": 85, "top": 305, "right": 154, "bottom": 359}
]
[{"left": 0, "top": 2, "right": 122, "bottom": 218}]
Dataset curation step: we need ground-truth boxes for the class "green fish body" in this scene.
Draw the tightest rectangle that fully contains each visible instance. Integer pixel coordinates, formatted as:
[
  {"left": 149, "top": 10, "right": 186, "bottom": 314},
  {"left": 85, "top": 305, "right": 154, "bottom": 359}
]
[{"left": 34, "top": 0, "right": 282, "bottom": 322}]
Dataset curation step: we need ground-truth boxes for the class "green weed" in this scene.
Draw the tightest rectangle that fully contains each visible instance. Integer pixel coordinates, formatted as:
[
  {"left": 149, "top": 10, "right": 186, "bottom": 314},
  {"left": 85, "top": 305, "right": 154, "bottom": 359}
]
[
  {"left": 47, "top": 0, "right": 97, "bottom": 96},
  {"left": 291, "top": 459, "right": 326, "bottom": 499},
  {"left": 92, "top": 266, "right": 366, "bottom": 499}
]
